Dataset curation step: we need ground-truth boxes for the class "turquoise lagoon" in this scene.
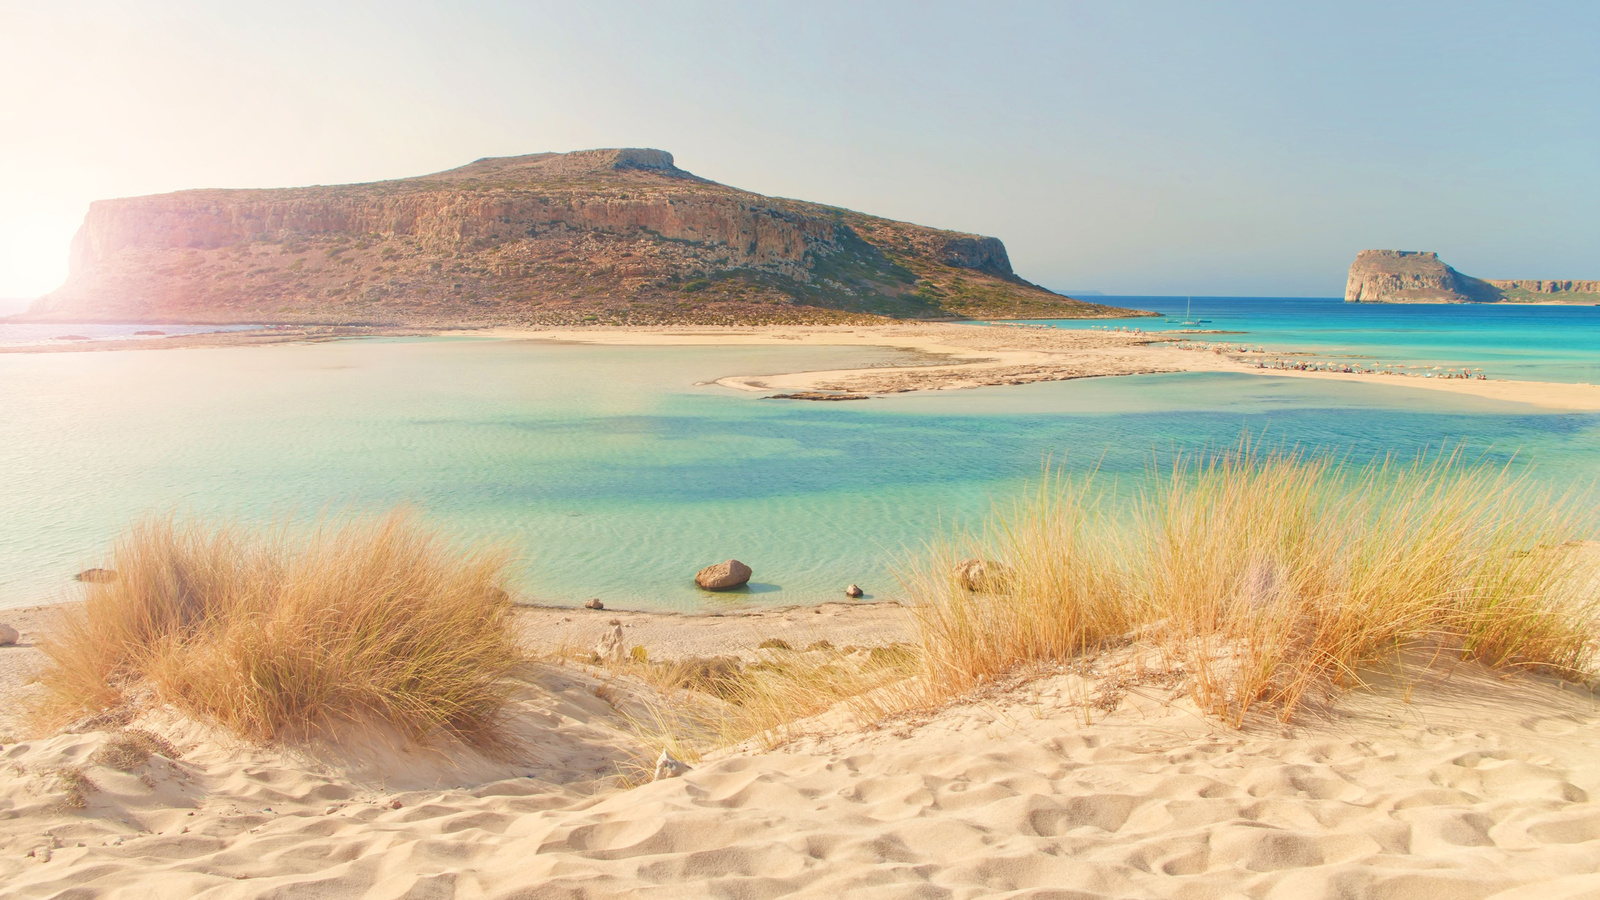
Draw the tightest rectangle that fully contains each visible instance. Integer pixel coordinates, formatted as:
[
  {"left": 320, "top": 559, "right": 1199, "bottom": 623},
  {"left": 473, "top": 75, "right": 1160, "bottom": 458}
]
[
  {"left": 2, "top": 321, "right": 1597, "bottom": 611},
  {"left": 1028, "top": 296, "right": 1600, "bottom": 383}
]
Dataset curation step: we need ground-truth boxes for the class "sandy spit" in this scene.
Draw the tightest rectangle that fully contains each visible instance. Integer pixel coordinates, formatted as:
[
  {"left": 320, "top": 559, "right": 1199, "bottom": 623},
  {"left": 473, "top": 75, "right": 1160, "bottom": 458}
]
[
  {"left": 4, "top": 600, "right": 1600, "bottom": 898},
  {"left": 499, "top": 323, "right": 1600, "bottom": 412}
]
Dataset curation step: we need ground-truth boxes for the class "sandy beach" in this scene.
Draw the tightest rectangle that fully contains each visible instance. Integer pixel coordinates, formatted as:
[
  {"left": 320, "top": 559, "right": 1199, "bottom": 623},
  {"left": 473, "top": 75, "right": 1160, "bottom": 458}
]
[
  {"left": 5, "top": 600, "right": 1600, "bottom": 898},
  {"left": 7, "top": 6, "right": 1599, "bottom": 897}
]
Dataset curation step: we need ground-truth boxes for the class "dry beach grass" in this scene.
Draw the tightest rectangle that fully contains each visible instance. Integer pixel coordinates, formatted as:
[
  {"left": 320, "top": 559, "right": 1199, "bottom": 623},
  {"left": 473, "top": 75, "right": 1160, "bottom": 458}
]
[
  {"left": 909, "top": 444, "right": 1600, "bottom": 727},
  {"left": 34, "top": 510, "right": 524, "bottom": 747},
  {"left": 616, "top": 445, "right": 1600, "bottom": 761}
]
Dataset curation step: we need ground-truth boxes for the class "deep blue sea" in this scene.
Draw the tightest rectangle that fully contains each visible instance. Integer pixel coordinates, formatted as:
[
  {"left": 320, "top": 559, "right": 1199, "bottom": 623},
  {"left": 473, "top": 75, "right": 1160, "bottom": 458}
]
[{"left": 1, "top": 300, "right": 1597, "bottom": 611}]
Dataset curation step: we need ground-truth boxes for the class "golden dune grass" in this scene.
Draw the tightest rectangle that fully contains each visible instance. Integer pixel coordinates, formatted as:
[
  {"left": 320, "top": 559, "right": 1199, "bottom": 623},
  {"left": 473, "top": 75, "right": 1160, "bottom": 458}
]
[
  {"left": 625, "top": 445, "right": 1598, "bottom": 758},
  {"left": 606, "top": 646, "right": 919, "bottom": 761},
  {"left": 37, "top": 510, "right": 523, "bottom": 747},
  {"left": 910, "top": 444, "right": 1600, "bottom": 724}
]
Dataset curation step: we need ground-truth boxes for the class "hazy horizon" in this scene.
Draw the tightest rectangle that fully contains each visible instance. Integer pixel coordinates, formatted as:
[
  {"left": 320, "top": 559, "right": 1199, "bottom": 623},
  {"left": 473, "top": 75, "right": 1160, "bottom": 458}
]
[{"left": 2, "top": 0, "right": 1596, "bottom": 301}]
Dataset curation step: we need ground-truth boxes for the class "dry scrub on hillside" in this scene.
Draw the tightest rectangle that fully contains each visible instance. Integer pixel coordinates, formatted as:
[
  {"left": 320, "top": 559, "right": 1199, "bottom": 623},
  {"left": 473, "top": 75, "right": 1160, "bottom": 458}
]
[{"left": 38, "top": 511, "right": 522, "bottom": 747}]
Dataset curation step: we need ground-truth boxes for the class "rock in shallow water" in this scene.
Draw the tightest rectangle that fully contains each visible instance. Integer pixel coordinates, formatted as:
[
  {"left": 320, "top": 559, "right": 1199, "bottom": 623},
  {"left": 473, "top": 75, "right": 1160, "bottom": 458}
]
[
  {"left": 846, "top": 584, "right": 864, "bottom": 598},
  {"left": 695, "top": 559, "right": 752, "bottom": 591},
  {"left": 75, "top": 568, "right": 118, "bottom": 583}
]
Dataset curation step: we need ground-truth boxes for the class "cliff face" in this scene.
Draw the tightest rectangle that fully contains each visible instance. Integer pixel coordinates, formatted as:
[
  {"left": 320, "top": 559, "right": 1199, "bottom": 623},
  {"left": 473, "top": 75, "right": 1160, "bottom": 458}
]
[
  {"left": 1343, "top": 250, "right": 1498, "bottom": 304},
  {"left": 31, "top": 149, "right": 1137, "bottom": 325},
  {"left": 1484, "top": 278, "right": 1600, "bottom": 300},
  {"left": 1346, "top": 250, "right": 1599, "bottom": 304}
]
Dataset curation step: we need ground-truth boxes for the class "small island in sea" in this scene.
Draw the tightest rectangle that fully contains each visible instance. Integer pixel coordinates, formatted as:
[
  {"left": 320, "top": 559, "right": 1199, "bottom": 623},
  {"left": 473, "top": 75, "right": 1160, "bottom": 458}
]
[{"left": 1345, "top": 249, "right": 1600, "bottom": 304}]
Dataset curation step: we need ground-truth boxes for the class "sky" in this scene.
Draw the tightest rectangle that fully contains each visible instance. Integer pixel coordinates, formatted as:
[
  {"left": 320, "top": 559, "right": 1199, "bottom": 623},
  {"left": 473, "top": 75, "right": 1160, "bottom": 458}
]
[{"left": 1, "top": 0, "right": 1597, "bottom": 301}]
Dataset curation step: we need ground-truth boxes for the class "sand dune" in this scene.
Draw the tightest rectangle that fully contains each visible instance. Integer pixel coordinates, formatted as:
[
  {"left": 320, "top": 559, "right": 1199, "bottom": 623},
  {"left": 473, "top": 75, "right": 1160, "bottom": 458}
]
[{"left": 5, "top": 602, "right": 1600, "bottom": 898}]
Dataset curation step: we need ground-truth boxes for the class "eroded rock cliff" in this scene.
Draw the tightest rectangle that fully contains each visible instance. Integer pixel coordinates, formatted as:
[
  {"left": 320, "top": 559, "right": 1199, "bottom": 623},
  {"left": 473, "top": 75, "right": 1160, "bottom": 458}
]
[
  {"left": 29, "top": 149, "right": 1137, "bottom": 325},
  {"left": 1346, "top": 250, "right": 1599, "bottom": 304}
]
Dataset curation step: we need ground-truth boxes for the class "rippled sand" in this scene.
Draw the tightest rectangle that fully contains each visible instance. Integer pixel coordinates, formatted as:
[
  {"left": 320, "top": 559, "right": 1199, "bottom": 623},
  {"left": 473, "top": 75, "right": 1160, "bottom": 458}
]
[{"left": 4, "top": 604, "right": 1599, "bottom": 898}]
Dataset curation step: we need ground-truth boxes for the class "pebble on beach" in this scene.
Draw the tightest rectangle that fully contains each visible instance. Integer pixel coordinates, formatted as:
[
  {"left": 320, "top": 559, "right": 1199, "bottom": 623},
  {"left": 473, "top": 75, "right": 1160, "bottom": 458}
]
[{"left": 653, "top": 749, "right": 691, "bottom": 781}]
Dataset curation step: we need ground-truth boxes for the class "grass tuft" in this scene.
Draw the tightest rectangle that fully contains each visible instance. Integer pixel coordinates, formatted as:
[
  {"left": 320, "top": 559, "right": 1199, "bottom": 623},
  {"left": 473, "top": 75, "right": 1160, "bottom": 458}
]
[
  {"left": 44, "top": 765, "right": 96, "bottom": 810},
  {"left": 908, "top": 442, "right": 1600, "bottom": 724},
  {"left": 88, "top": 729, "right": 180, "bottom": 771},
  {"left": 38, "top": 510, "right": 523, "bottom": 747}
]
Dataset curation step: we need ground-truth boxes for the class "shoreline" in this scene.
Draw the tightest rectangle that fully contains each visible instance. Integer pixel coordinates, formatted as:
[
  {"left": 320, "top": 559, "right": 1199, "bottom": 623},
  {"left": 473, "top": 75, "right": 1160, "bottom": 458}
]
[
  {"left": 0, "top": 324, "right": 436, "bottom": 354},
  {"left": 7, "top": 320, "right": 1597, "bottom": 412}
]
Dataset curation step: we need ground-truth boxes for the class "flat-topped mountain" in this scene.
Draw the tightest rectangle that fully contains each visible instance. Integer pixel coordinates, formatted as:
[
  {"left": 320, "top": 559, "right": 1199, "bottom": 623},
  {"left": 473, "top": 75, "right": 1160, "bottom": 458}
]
[
  {"left": 26, "top": 149, "right": 1139, "bottom": 325},
  {"left": 1345, "top": 250, "right": 1600, "bottom": 304}
]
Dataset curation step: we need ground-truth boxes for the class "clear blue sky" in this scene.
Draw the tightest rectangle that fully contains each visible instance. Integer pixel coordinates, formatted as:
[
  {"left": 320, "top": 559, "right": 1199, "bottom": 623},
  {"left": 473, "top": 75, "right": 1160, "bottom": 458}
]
[{"left": 1, "top": 0, "right": 1596, "bottom": 299}]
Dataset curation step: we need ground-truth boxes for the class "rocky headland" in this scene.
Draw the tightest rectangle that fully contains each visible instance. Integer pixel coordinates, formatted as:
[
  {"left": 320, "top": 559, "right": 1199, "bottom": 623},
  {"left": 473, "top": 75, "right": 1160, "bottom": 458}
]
[
  {"left": 1345, "top": 249, "right": 1600, "bottom": 304},
  {"left": 23, "top": 149, "right": 1143, "bottom": 326}
]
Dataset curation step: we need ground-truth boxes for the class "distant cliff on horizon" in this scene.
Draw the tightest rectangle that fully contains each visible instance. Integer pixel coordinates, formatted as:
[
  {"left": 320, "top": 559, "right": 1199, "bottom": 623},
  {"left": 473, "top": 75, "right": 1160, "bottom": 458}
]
[
  {"left": 24, "top": 149, "right": 1142, "bottom": 325},
  {"left": 1345, "top": 250, "right": 1600, "bottom": 304}
]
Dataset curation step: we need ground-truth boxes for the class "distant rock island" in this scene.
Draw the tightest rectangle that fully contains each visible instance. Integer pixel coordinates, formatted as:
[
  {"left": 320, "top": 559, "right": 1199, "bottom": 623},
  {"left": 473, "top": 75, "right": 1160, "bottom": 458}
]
[
  {"left": 24, "top": 148, "right": 1142, "bottom": 325},
  {"left": 1345, "top": 250, "right": 1600, "bottom": 304}
]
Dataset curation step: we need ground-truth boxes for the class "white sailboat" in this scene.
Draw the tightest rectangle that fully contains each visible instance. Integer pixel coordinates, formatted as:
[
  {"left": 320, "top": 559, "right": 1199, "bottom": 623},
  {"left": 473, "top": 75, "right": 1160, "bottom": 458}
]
[
  {"left": 1179, "top": 296, "right": 1201, "bottom": 326},
  {"left": 1164, "top": 296, "right": 1212, "bottom": 327}
]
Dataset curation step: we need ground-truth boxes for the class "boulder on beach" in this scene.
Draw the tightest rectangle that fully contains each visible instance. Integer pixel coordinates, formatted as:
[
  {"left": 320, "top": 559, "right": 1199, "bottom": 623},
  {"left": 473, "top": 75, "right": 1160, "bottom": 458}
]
[
  {"left": 0, "top": 623, "right": 18, "bottom": 646},
  {"left": 584, "top": 598, "right": 605, "bottom": 610},
  {"left": 695, "top": 559, "right": 752, "bottom": 591},
  {"left": 954, "top": 558, "right": 1011, "bottom": 593},
  {"left": 75, "top": 568, "right": 118, "bottom": 584}
]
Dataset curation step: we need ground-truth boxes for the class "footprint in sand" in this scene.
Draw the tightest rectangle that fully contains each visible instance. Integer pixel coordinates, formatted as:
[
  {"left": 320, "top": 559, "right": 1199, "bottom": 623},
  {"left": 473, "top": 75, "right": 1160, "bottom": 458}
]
[{"left": 1522, "top": 715, "right": 1583, "bottom": 737}]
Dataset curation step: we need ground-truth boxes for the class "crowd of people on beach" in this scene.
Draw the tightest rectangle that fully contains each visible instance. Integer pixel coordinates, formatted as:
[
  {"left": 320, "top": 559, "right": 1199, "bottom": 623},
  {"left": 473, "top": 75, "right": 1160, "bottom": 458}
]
[
  {"left": 1252, "top": 358, "right": 1489, "bottom": 379},
  {"left": 1169, "top": 339, "right": 1491, "bottom": 380}
]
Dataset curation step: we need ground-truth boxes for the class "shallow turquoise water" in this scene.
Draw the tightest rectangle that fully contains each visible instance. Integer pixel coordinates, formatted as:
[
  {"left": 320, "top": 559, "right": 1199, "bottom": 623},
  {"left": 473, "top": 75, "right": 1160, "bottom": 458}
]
[
  {"left": 2, "top": 335, "right": 1596, "bottom": 611},
  {"left": 1025, "top": 296, "right": 1600, "bottom": 383}
]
